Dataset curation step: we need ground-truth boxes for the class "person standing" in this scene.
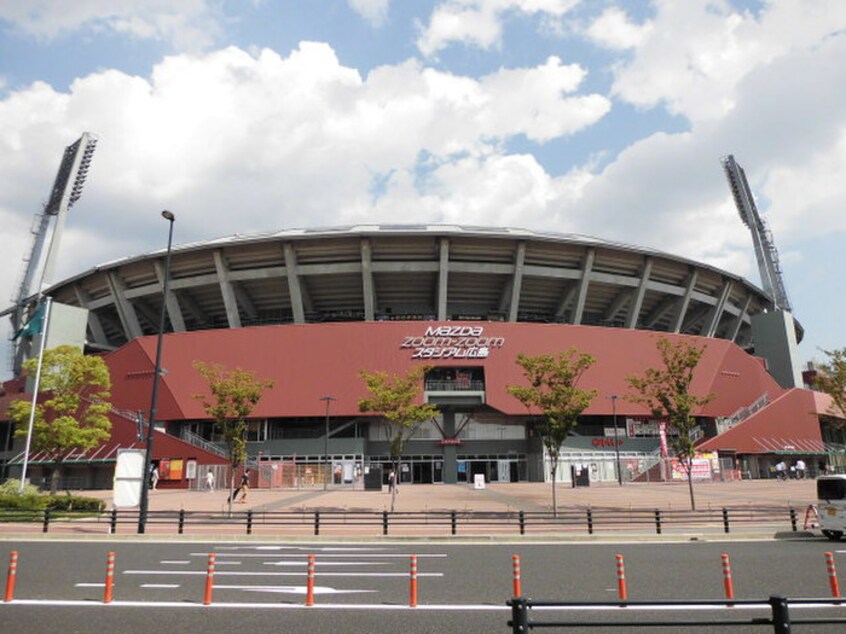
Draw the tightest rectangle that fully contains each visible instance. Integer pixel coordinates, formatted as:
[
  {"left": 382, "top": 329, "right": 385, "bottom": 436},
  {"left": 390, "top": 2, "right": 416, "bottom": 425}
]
[
  {"left": 150, "top": 465, "right": 159, "bottom": 490},
  {"left": 387, "top": 468, "right": 396, "bottom": 493},
  {"left": 205, "top": 470, "right": 215, "bottom": 492}
]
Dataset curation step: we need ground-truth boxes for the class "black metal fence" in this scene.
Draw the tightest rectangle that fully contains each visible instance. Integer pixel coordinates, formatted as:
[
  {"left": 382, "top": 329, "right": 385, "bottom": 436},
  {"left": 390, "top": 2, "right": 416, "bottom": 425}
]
[
  {"left": 507, "top": 596, "right": 846, "bottom": 632},
  {"left": 0, "top": 505, "right": 810, "bottom": 536}
]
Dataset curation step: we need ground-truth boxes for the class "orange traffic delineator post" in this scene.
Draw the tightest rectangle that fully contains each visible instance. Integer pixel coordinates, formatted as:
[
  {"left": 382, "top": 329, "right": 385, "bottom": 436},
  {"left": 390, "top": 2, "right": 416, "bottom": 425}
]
[
  {"left": 4, "top": 551, "right": 18, "bottom": 603},
  {"left": 825, "top": 552, "right": 841, "bottom": 598},
  {"left": 721, "top": 554, "right": 735, "bottom": 601},
  {"left": 203, "top": 553, "right": 216, "bottom": 605},
  {"left": 103, "top": 551, "right": 116, "bottom": 604},
  {"left": 305, "top": 554, "right": 316, "bottom": 606},
  {"left": 512, "top": 555, "right": 522, "bottom": 597},
  {"left": 616, "top": 554, "right": 628, "bottom": 601},
  {"left": 409, "top": 555, "right": 418, "bottom": 608}
]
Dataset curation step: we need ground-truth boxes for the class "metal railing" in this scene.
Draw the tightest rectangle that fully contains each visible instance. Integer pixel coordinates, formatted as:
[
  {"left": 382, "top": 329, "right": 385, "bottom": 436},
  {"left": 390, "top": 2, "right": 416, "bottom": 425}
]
[
  {"left": 507, "top": 595, "right": 846, "bottom": 632},
  {"left": 0, "top": 505, "right": 809, "bottom": 537},
  {"left": 180, "top": 430, "right": 227, "bottom": 458}
]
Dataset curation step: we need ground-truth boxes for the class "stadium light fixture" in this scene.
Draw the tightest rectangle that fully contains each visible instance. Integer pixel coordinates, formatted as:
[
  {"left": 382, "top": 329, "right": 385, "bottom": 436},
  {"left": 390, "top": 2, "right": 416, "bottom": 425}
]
[
  {"left": 320, "top": 396, "right": 336, "bottom": 491},
  {"left": 138, "top": 210, "right": 176, "bottom": 534}
]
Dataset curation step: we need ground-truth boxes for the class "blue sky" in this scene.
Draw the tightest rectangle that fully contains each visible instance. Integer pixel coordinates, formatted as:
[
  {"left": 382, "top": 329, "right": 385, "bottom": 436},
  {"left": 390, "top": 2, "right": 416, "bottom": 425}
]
[{"left": 1, "top": 0, "right": 845, "bottom": 376}]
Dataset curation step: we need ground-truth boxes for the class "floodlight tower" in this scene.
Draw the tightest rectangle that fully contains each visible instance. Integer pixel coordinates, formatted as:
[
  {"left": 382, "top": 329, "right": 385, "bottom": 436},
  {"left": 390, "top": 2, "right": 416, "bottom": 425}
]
[
  {"left": 10, "top": 133, "right": 97, "bottom": 375},
  {"left": 721, "top": 154, "right": 791, "bottom": 312},
  {"left": 721, "top": 154, "right": 802, "bottom": 389}
]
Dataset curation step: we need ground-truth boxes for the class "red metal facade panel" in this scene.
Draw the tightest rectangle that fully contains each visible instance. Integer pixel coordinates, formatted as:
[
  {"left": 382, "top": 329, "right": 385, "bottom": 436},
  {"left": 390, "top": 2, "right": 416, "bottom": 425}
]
[
  {"left": 106, "top": 322, "right": 786, "bottom": 422},
  {"left": 698, "top": 389, "right": 823, "bottom": 454}
]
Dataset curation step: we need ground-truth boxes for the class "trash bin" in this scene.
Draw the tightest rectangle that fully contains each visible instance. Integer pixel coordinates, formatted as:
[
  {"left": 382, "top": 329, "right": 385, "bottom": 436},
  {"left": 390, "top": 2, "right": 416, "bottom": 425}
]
[{"left": 571, "top": 464, "right": 590, "bottom": 487}]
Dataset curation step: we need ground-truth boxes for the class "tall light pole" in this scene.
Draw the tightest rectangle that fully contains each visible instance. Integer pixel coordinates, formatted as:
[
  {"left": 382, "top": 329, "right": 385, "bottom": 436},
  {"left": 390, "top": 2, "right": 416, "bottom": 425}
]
[
  {"left": 138, "top": 210, "right": 175, "bottom": 534},
  {"left": 320, "top": 396, "right": 336, "bottom": 490},
  {"left": 607, "top": 394, "right": 622, "bottom": 486}
]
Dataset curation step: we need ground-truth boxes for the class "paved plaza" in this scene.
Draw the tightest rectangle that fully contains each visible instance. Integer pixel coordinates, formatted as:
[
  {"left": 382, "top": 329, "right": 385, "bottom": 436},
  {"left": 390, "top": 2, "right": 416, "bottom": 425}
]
[{"left": 90, "top": 478, "right": 819, "bottom": 515}]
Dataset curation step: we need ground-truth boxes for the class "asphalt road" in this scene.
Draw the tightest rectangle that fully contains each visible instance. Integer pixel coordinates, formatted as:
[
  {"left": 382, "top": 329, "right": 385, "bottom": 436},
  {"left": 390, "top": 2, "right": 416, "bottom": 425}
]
[{"left": 1, "top": 538, "right": 845, "bottom": 632}]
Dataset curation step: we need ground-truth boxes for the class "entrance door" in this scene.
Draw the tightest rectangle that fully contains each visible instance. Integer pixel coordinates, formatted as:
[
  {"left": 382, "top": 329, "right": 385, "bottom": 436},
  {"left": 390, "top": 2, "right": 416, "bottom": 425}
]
[
  {"left": 433, "top": 461, "right": 443, "bottom": 483},
  {"left": 412, "top": 462, "right": 432, "bottom": 484}
]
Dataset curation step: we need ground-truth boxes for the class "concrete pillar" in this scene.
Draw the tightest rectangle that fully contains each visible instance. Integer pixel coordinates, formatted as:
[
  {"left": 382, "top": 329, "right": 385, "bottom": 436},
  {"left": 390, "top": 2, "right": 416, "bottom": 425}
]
[{"left": 442, "top": 409, "right": 457, "bottom": 484}]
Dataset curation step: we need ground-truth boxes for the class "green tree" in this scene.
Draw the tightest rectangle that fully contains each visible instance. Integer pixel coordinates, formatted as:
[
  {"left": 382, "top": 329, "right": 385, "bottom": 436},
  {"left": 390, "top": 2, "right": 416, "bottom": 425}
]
[
  {"left": 813, "top": 348, "right": 846, "bottom": 422},
  {"left": 626, "top": 337, "right": 714, "bottom": 510},
  {"left": 507, "top": 349, "right": 597, "bottom": 516},
  {"left": 10, "top": 345, "right": 112, "bottom": 493},
  {"left": 193, "top": 361, "right": 274, "bottom": 512},
  {"left": 358, "top": 366, "right": 438, "bottom": 512}
]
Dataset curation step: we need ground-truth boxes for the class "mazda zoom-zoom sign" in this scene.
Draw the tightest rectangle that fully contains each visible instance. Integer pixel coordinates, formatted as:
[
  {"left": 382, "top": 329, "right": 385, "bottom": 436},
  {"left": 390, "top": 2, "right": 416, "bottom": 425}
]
[{"left": 401, "top": 325, "right": 505, "bottom": 359}]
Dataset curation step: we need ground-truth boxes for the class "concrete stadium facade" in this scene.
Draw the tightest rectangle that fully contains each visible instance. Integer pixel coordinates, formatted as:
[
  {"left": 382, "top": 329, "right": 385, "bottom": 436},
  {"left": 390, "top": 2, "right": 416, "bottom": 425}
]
[
  {"left": 47, "top": 225, "right": 781, "bottom": 351},
  {"left": 4, "top": 225, "right": 838, "bottom": 491}
]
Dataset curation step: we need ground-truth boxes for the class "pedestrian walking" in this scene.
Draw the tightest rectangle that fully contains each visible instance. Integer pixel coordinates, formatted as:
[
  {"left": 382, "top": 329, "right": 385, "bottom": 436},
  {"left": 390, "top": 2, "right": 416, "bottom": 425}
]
[
  {"left": 205, "top": 470, "right": 215, "bottom": 492},
  {"left": 238, "top": 468, "right": 250, "bottom": 503},
  {"left": 150, "top": 465, "right": 159, "bottom": 490},
  {"left": 387, "top": 468, "right": 396, "bottom": 493}
]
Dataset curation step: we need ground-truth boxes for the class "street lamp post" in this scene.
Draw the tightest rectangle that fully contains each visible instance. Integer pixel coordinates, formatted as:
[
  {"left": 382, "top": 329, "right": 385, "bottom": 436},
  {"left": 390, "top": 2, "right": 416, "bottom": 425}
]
[
  {"left": 138, "top": 210, "right": 175, "bottom": 534},
  {"left": 320, "top": 396, "right": 336, "bottom": 491},
  {"left": 607, "top": 394, "right": 622, "bottom": 486}
]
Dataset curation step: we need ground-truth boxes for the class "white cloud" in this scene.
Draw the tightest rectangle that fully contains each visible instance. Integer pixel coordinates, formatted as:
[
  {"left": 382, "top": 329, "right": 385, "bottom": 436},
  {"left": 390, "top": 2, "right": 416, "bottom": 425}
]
[
  {"left": 0, "top": 0, "right": 223, "bottom": 50},
  {"left": 0, "top": 42, "right": 609, "bottom": 309},
  {"left": 610, "top": 0, "right": 846, "bottom": 122},
  {"left": 348, "top": 0, "right": 390, "bottom": 27},
  {"left": 584, "top": 7, "right": 651, "bottom": 50},
  {"left": 417, "top": 0, "right": 579, "bottom": 56}
]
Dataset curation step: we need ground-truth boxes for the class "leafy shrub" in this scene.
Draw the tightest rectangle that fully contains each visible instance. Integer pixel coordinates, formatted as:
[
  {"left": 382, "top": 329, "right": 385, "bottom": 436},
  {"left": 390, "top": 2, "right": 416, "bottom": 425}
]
[
  {"left": 0, "top": 481, "right": 105, "bottom": 513},
  {"left": 0, "top": 494, "right": 48, "bottom": 511},
  {"left": 0, "top": 478, "right": 41, "bottom": 497},
  {"left": 45, "top": 495, "right": 105, "bottom": 512}
]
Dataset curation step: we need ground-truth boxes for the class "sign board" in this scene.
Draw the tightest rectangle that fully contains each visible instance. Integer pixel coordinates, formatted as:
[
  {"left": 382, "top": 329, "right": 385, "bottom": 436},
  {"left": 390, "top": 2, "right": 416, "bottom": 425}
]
[
  {"left": 401, "top": 325, "right": 506, "bottom": 359},
  {"left": 473, "top": 473, "right": 486, "bottom": 490},
  {"left": 113, "top": 449, "right": 145, "bottom": 508}
]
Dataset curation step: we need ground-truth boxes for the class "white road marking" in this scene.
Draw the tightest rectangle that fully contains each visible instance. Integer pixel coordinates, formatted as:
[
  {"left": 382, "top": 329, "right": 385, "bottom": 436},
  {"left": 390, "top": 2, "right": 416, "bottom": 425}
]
[
  {"left": 262, "top": 561, "right": 389, "bottom": 567},
  {"left": 8, "top": 599, "right": 506, "bottom": 610},
  {"left": 123, "top": 570, "right": 443, "bottom": 577},
  {"left": 160, "top": 560, "right": 191, "bottom": 565},
  {"left": 141, "top": 584, "right": 180, "bottom": 589},
  {"left": 192, "top": 552, "right": 447, "bottom": 559},
  {"left": 8, "top": 599, "right": 846, "bottom": 612},
  {"left": 216, "top": 546, "right": 389, "bottom": 552},
  {"left": 214, "top": 584, "right": 377, "bottom": 595},
  {"left": 75, "top": 583, "right": 105, "bottom": 587}
]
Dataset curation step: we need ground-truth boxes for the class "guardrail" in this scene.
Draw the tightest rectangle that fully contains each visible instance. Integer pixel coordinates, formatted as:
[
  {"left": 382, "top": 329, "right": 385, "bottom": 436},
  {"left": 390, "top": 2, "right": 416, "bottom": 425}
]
[
  {"left": 507, "top": 596, "right": 846, "bottom": 633},
  {"left": 0, "top": 505, "right": 810, "bottom": 536}
]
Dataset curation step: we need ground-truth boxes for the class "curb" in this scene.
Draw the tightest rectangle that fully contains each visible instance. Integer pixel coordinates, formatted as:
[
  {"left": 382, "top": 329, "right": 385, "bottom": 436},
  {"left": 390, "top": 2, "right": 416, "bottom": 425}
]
[{"left": 0, "top": 530, "right": 824, "bottom": 544}]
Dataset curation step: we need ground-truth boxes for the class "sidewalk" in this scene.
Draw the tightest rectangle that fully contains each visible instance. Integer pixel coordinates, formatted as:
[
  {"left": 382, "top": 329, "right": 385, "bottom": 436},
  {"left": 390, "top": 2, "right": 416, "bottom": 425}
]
[{"left": 92, "top": 479, "right": 819, "bottom": 515}]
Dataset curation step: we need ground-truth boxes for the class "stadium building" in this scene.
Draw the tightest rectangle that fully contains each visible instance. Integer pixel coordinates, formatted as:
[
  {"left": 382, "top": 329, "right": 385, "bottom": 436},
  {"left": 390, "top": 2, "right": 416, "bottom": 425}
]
[{"left": 2, "top": 224, "right": 842, "bottom": 490}]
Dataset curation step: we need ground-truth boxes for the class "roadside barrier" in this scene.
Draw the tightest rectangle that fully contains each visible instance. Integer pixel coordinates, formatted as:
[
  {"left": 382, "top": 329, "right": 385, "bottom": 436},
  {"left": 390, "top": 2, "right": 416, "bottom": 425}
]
[
  {"left": 305, "top": 554, "right": 315, "bottom": 606},
  {"left": 507, "top": 595, "right": 846, "bottom": 633},
  {"left": 103, "top": 551, "right": 115, "bottom": 603},
  {"left": 7, "top": 505, "right": 811, "bottom": 537},
  {"left": 4, "top": 551, "right": 17, "bottom": 602},
  {"left": 203, "top": 553, "right": 215, "bottom": 605},
  {"left": 512, "top": 555, "right": 521, "bottom": 597},
  {"left": 826, "top": 552, "right": 840, "bottom": 598},
  {"left": 615, "top": 554, "right": 627, "bottom": 601},
  {"left": 409, "top": 555, "right": 418, "bottom": 608},
  {"left": 722, "top": 553, "right": 735, "bottom": 601}
]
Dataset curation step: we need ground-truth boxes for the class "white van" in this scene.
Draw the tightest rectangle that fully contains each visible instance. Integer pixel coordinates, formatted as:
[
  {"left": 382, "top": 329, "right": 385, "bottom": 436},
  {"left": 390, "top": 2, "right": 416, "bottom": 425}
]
[{"left": 817, "top": 474, "right": 846, "bottom": 541}]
